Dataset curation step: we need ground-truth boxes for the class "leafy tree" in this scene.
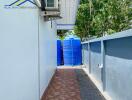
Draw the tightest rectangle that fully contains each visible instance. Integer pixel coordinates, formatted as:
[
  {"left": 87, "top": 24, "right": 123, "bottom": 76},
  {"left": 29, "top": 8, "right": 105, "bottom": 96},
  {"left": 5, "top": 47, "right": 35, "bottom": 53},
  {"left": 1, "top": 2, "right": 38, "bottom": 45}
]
[
  {"left": 74, "top": 0, "right": 132, "bottom": 40},
  {"left": 57, "top": 30, "right": 68, "bottom": 40},
  {"left": 57, "top": 30, "right": 76, "bottom": 39}
]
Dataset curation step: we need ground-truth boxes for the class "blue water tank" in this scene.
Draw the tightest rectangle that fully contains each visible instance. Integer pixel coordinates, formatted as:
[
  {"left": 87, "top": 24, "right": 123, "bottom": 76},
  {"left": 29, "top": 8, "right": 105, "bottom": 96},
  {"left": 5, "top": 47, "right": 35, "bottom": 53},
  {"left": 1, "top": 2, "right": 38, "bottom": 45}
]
[
  {"left": 63, "top": 35, "right": 82, "bottom": 66},
  {"left": 57, "top": 40, "right": 63, "bottom": 66}
]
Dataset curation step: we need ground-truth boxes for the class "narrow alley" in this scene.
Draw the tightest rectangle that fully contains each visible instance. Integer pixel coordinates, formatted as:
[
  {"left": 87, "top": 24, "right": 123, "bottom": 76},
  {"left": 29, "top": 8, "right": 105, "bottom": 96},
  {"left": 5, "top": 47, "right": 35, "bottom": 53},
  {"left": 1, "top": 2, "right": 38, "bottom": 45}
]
[{"left": 42, "top": 67, "right": 106, "bottom": 100}]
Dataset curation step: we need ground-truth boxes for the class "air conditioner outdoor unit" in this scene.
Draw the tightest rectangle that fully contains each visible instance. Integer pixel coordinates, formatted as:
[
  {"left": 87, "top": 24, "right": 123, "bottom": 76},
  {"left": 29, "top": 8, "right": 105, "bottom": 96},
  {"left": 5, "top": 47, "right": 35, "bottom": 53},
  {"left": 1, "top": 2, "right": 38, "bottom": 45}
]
[{"left": 35, "top": 0, "right": 62, "bottom": 21}]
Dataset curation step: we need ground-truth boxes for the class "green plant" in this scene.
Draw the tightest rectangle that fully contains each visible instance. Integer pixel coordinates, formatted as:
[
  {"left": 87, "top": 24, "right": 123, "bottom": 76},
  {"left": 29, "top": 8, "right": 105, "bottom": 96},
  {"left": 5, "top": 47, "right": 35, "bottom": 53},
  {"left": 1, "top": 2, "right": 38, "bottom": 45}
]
[{"left": 75, "top": 0, "right": 132, "bottom": 39}]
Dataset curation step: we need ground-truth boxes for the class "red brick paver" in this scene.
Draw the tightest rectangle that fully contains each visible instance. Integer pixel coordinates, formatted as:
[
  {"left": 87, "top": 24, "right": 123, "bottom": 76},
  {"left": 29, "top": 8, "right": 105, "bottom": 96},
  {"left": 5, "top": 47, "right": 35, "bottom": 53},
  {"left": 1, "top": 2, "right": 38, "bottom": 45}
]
[{"left": 41, "top": 68, "right": 81, "bottom": 100}]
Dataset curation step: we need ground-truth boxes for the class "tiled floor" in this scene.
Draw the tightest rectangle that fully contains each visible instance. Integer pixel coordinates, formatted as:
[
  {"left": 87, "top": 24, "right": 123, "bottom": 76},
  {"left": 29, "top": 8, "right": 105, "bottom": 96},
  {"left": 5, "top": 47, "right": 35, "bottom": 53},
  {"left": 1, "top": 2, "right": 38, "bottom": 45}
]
[
  {"left": 75, "top": 69, "right": 106, "bottom": 100},
  {"left": 41, "top": 68, "right": 105, "bottom": 100},
  {"left": 42, "top": 68, "right": 81, "bottom": 100}
]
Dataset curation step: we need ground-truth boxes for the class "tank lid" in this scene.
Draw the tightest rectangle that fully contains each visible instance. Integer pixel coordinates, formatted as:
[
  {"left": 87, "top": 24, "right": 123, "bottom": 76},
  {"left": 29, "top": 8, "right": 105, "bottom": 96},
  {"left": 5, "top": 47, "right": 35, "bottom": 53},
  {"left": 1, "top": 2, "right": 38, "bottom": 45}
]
[
  {"left": 64, "top": 35, "right": 80, "bottom": 40},
  {"left": 57, "top": 38, "right": 61, "bottom": 40}
]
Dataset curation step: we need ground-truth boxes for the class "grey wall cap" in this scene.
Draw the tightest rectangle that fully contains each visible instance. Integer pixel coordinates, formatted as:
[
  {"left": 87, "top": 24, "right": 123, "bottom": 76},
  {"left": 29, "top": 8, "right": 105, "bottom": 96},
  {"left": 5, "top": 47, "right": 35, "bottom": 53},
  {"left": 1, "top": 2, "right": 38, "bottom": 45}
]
[{"left": 82, "top": 29, "right": 132, "bottom": 44}]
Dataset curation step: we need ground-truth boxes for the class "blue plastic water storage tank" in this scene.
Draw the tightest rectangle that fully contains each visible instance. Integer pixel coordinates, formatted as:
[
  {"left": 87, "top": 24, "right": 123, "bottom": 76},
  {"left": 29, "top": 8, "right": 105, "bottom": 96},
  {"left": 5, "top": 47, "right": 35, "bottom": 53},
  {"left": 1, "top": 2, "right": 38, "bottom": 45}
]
[
  {"left": 57, "top": 40, "right": 63, "bottom": 66},
  {"left": 63, "top": 36, "right": 82, "bottom": 66}
]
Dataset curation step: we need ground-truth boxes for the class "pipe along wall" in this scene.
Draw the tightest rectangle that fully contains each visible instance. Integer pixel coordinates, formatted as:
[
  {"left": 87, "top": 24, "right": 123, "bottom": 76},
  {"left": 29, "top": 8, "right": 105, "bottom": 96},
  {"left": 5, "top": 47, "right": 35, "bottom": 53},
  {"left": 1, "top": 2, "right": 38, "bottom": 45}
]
[{"left": 82, "top": 29, "right": 132, "bottom": 100}]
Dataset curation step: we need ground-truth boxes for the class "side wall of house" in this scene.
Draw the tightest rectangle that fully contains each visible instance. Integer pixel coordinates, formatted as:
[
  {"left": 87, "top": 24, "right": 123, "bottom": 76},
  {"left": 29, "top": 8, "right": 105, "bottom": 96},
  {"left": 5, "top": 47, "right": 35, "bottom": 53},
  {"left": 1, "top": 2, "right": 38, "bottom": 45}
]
[
  {"left": 0, "top": 0, "right": 57, "bottom": 100},
  {"left": 39, "top": 18, "right": 57, "bottom": 97}
]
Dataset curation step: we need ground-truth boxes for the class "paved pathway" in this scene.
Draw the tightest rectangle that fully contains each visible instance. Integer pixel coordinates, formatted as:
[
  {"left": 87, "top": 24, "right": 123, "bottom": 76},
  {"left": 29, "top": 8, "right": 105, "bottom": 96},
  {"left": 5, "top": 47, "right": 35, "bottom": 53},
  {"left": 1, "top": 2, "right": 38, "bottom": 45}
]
[
  {"left": 75, "top": 69, "right": 106, "bottom": 100},
  {"left": 41, "top": 68, "right": 106, "bottom": 100}
]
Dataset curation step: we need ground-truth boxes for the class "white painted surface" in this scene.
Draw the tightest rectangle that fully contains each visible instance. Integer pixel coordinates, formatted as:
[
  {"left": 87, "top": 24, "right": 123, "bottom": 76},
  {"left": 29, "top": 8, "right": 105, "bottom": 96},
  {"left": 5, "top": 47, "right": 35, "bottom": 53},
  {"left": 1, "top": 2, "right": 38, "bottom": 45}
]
[
  {"left": 39, "top": 18, "right": 57, "bottom": 97},
  {"left": 57, "top": 0, "right": 79, "bottom": 30},
  {"left": 0, "top": 0, "right": 57, "bottom": 100}
]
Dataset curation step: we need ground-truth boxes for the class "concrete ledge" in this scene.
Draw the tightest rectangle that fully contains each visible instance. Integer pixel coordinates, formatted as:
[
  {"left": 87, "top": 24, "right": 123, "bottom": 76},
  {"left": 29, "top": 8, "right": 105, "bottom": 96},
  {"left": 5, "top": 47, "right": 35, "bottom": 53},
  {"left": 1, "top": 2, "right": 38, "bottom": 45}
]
[
  {"left": 83, "top": 68, "right": 112, "bottom": 100},
  {"left": 82, "top": 29, "right": 132, "bottom": 44}
]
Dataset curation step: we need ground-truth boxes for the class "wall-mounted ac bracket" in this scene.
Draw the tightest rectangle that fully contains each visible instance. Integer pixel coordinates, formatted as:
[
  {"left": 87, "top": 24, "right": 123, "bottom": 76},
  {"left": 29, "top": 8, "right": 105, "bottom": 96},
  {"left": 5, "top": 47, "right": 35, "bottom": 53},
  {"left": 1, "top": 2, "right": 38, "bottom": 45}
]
[
  {"left": 40, "top": 11, "right": 62, "bottom": 21},
  {"left": 35, "top": 0, "right": 62, "bottom": 21}
]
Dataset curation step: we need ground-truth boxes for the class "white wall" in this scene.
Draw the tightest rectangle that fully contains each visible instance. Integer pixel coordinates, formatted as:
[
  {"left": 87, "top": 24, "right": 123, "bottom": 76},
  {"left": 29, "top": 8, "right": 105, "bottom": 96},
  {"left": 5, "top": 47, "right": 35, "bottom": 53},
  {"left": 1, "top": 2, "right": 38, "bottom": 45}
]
[
  {"left": 39, "top": 18, "right": 57, "bottom": 97},
  {"left": 57, "top": 0, "right": 79, "bottom": 30},
  {"left": 0, "top": 0, "right": 57, "bottom": 100}
]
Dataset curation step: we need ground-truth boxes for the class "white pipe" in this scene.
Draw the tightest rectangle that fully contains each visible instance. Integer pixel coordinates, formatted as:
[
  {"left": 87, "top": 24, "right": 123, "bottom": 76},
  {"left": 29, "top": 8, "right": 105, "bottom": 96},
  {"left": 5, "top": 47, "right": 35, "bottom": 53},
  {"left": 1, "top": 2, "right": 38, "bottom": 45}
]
[{"left": 34, "top": 0, "right": 41, "bottom": 7}]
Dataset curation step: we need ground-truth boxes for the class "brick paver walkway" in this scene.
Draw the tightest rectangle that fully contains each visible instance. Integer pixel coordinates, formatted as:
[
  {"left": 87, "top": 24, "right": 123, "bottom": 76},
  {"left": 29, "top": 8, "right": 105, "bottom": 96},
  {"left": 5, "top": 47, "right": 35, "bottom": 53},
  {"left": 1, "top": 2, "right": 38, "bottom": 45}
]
[
  {"left": 42, "top": 68, "right": 81, "bottom": 100},
  {"left": 41, "top": 68, "right": 106, "bottom": 100},
  {"left": 75, "top": 69, "right": 106, "bottom": 100}
]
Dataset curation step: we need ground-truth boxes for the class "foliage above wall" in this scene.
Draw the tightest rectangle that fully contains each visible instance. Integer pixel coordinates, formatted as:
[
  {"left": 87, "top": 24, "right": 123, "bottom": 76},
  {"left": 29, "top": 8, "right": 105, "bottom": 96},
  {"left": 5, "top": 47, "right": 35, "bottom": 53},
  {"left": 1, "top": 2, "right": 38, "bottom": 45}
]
[
  {"left": 57, "top": 30, "right": 76, "bottom": 40},
  {"left": 74, "top": 0, "right": 132, "bottom": 40},
  {"left": 57, "top": 30, "right": 68, "bottom": 40}
]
